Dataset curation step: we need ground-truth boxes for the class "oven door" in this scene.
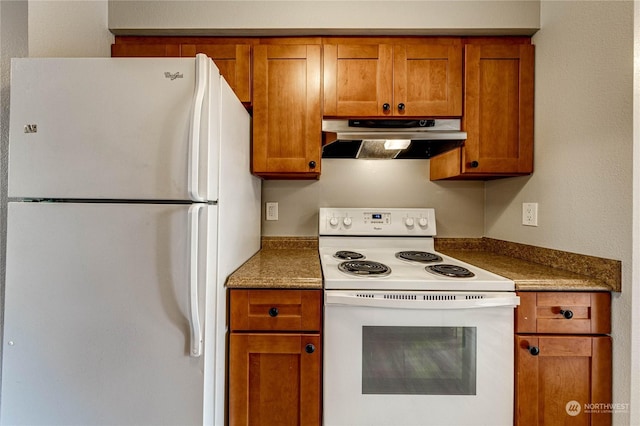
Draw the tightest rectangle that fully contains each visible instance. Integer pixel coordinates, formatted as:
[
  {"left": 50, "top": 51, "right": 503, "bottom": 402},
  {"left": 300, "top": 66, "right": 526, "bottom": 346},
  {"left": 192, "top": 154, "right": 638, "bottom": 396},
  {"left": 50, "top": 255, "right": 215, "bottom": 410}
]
[{"left": 323, "top": 291, "right": 519, "bottom": 426}]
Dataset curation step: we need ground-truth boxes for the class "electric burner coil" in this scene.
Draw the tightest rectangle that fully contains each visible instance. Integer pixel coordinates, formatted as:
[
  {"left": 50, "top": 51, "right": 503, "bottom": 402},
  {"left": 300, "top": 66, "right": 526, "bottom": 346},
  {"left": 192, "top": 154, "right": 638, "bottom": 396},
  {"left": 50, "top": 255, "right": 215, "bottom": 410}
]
[
  {"left": 395, "top": 250, "right": 443, "bottom": 263},
  {"left": 426, "top": 264, "right": 475, "bottom": 278},
  {"left": 338, "top": 260, "right": 391, "bottom": 277}
]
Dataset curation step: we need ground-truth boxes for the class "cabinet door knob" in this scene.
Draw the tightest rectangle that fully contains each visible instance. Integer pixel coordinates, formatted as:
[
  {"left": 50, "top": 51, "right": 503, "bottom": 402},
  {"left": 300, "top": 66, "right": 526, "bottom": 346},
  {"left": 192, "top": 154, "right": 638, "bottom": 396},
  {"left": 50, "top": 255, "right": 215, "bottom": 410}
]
[
  {"left": 397, "top": 103, "right": 405, "bottom": 111},
  {"left": 268, "top": 307, "right": 279, "bottom": 317},
  {"left": 528, "top": 346, "right": 540, "bottom": 356},
  {"left": 382, "top": 103, "right": 391, "bottom": 112},
  {"left": 559, "top": 309, "right": 574, "bottom": 319},
  {"left": 470, "top": 161, "right": 479, "bottom": 168},
  {"left": 308, "top": 160, "right": 316, "bottom": 169},
  {"left": 305, "top": 343, "right": 316, "bottom": 354}
]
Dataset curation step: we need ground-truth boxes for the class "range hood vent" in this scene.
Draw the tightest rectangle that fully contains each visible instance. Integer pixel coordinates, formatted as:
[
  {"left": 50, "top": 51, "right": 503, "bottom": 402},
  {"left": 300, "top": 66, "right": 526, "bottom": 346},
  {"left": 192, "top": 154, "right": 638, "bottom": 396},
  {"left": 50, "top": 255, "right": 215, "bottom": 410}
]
[{"left": 322, "top": 119, "right": 466, "bottom": 159}]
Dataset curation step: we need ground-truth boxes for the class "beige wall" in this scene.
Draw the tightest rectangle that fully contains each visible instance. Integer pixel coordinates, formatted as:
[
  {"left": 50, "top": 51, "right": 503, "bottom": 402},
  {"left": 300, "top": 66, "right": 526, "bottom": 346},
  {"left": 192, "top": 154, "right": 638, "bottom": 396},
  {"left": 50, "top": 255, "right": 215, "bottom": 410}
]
[
  {"left": 262, "top": 159, "right": 485, "bottom": 237},
  {"left": 108, "top": 0, "right": 540, "bottom": 36},
  {"left": 484, "top": 1, "right": 634, "bottom": 422},
  {"left": 28, "top": 0, "right": 113, "bottom": 57}
]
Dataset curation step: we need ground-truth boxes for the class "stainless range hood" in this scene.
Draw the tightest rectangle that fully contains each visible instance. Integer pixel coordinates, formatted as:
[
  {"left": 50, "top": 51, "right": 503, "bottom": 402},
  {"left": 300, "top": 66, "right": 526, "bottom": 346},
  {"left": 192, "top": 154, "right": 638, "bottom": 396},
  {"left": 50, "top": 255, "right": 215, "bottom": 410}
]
[{"left": 322, "top": 119, "right": 467, "bottom": 159}]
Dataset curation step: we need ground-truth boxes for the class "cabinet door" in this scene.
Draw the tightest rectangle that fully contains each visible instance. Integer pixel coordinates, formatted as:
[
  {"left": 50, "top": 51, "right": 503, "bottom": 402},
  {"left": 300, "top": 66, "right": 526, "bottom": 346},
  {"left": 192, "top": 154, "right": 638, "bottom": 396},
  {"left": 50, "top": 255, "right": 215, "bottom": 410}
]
[
  {"left": 463, "top": 44, "right": 534, "bottom": 174},
  {"left": 515, "top": 335, "right": 612, "bottom": 426},
  {"left": 323, "top": 44, "right": 393, "bottom": 117},
  {"left": 393, "top": 44, "right": 462, "bottom": 117},
  {"left": 181, "top": 44, "right": 251, "bottom": 103},
  {"left": 252, "top": 45, "right": 322, "bottom": 178},
  {"left": 229, "top": 334, "right": 321, "bottom": 426},
  {"left": 430, "top": 44, "right": 534, "bottom": 180}
]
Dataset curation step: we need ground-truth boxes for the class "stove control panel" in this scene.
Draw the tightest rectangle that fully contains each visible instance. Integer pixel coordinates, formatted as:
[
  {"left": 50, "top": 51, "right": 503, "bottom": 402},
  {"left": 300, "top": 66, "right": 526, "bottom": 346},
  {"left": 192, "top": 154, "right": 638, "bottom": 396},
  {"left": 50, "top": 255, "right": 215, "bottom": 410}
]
[{"left": 319, "top": 208, "right": 437, "bottom": 236}]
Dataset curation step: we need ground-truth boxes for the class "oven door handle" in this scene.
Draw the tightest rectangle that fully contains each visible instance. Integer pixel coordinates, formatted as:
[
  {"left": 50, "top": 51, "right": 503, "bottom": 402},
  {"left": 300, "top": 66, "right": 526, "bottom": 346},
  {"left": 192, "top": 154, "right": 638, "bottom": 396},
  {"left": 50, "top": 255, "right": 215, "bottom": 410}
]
[{"left": 325, "top": 292, "right": 520, "bottom": 310}]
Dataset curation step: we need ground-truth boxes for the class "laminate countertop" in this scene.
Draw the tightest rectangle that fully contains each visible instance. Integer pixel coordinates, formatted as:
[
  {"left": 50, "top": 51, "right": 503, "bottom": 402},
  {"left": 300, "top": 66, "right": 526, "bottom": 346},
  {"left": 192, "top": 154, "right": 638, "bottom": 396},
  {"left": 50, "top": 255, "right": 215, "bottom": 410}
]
[
  {"left": 436, "top": 238, "right": 620, "bottom": 292},
  {"left": 226, "top": 237, "right": 621, "bottom": 292},
  {"left": 226, "top": 238, "right": 322, "bottom": 290}
]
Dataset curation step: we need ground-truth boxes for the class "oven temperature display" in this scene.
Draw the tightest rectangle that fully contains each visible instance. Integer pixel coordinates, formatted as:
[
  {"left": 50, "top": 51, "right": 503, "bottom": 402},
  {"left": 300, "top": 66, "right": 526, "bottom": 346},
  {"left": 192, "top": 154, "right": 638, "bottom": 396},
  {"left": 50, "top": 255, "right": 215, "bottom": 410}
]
[{"left": 364, "top": 212, "right": 391, "bottom": 225}]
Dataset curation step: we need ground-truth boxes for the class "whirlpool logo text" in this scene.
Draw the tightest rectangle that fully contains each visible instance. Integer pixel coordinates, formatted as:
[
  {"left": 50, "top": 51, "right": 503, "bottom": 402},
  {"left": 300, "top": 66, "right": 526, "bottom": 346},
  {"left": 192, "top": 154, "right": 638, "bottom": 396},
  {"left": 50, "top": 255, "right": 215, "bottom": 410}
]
[{"left": 164, "top": 72, "right": 184, "bottom": 81}]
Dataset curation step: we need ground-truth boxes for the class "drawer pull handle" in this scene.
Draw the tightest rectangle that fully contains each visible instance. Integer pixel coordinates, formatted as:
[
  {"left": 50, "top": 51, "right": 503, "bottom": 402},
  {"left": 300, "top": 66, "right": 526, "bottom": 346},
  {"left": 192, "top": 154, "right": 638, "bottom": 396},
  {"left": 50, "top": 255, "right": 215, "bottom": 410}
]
[
  {"left": 268, "top": 307, "right": 279, "bottom": 317},
  {"left": 528, "top": 346, "right": 540, "bottom": 356},
  {"left": 305, "top": 343, "right": 316, "bottom": 354},
  {"left": 559, "top": 309, "right": 574, "bottom": 319}
]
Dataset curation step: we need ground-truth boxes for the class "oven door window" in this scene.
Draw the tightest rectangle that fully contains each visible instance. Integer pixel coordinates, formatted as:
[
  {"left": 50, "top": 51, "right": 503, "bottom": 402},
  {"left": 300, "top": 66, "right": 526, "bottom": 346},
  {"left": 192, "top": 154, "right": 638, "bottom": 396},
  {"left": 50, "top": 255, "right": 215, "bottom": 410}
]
[{"left": 362, "top": 326, "right": 476, "bottom": 395}]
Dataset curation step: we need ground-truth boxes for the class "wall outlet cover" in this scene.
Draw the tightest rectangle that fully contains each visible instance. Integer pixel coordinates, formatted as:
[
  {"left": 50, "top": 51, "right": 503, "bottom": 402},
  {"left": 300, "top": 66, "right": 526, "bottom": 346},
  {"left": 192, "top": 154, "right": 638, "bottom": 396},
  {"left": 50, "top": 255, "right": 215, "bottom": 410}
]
[{"left": 522, "top": 202, "right": 538, "bottom": 226}]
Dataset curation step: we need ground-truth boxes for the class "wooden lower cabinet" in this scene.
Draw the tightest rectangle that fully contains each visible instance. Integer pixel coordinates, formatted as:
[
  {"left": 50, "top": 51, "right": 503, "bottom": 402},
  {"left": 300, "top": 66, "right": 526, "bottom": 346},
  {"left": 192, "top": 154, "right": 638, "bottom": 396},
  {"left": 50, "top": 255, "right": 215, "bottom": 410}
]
[
  {"left": 228, "top": 289, "right": 322, "bottom": 426},
  {"left": 515, "top": 292, "right": 612, "bottom": 426},
  {"left": 229, "top": 333, "right": 321, "bottom": 426}
]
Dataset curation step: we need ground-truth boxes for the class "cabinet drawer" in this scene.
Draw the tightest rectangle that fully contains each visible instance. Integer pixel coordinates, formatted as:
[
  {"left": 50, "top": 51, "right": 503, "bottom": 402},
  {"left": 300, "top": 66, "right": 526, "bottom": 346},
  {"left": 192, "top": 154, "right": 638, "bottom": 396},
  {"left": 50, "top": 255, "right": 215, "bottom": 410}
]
[
  {"left": 516, "top": 292, "right": 611, "bottom": 334},
  {"left": 230, "top": 289, "right": 322, "bottom": 332}
]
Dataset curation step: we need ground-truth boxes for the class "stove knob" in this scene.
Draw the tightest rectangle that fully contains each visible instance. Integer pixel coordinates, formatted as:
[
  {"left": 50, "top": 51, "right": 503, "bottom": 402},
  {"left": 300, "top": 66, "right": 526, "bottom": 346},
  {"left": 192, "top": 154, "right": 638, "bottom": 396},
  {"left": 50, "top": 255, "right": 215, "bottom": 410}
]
[
  {"left": 418, "top": 218, "right": 429, "bottom": 228},
  {"left": 404, "top": 217, "right": 415, "bottom": 228},
  {"left": 329, "top": 217, "right": 339, "bottom": 227},
  {"left": 343, "top": 217, "right": 352, "bottom": 227}
]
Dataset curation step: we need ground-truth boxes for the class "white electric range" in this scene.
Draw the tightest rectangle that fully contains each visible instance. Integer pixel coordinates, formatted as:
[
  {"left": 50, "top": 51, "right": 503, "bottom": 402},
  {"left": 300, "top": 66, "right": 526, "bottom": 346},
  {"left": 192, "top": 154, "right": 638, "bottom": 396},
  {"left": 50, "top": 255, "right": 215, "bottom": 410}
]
[{"left": 320, "top": 208, "right": 519, "bottom": 426}]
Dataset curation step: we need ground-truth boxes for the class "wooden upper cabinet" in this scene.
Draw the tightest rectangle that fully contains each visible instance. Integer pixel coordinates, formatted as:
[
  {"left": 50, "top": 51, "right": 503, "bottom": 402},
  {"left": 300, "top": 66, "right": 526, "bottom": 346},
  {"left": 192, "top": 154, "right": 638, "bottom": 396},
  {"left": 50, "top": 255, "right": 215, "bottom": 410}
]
[
  {"left": 252, "top": 44, "right": 322, "bottom": 179},
  {"left": 430, "top": 43, "right": 534, "bottom": 180},
  {"left": 323, "top": 42, "right": 462, "bottom": 117},
  {"left": 111, "top": 43, "right": 180, "bottom": 57},
  {"left": 111, "top": 38, "right": 252, "bottom": 103}
]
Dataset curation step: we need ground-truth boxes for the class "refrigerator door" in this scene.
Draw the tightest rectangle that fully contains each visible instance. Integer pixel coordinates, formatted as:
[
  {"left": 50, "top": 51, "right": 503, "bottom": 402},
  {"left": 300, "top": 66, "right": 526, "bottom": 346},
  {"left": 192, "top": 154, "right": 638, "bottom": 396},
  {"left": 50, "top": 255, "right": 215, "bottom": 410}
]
[
  {"left": 8, "top": 55, "right": 220, "bottom": 202},
  {"left": 1, "top": 201, "right": 217, "bottom": 425}
]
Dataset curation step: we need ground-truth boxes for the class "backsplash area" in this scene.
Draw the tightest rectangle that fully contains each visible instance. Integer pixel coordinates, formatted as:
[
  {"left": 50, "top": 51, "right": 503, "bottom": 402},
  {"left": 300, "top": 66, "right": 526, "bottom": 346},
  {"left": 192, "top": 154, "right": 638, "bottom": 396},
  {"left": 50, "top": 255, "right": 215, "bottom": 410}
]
[{"left": 261, "top": 159, "right": 485, "bottom": 237}]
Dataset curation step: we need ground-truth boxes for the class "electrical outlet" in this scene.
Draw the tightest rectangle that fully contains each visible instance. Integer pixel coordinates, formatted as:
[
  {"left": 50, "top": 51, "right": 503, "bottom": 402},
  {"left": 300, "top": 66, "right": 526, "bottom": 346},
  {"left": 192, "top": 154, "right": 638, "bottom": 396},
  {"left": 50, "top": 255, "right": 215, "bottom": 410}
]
[
  {"left": 266, "top": 202, "right": 278, "bottom": 221},
  {"left": 522, "top": 202, "right": 538, "bottom": 226}
]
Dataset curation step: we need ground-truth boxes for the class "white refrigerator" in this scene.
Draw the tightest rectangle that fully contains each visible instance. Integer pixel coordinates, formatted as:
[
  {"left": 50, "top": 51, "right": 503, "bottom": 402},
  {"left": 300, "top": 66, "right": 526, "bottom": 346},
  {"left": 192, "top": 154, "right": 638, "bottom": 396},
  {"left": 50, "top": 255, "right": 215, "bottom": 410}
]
[{"left": 1, "top": 54, "right": 261, "bottom": 425}]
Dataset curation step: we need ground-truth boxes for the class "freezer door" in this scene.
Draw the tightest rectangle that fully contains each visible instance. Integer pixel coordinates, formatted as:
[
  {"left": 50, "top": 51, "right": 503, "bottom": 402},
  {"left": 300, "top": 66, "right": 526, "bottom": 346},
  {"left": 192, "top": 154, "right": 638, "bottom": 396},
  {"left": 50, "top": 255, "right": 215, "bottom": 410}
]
[
  {"left": 8, "top": 56, "right": 221, "bottom": 201},
  {"left": 1, "top": 202, "right": 219, "bottom": 426}
]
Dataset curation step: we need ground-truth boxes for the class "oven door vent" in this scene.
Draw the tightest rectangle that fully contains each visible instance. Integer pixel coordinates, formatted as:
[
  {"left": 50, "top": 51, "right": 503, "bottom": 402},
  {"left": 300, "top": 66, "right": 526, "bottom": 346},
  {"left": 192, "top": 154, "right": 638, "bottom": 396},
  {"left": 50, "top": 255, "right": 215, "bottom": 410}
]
[
  {"left": 465, "top": 295, "right": 486, "bottom": 300},
  {"left": 382, "top": 294, "right": 419, "bottom": 301},
  {"left": 354, "top": 293, "right": 486, "bottom": 301},
  {"left": 423, "top": 294, "right": 457, "bottom": 301}
]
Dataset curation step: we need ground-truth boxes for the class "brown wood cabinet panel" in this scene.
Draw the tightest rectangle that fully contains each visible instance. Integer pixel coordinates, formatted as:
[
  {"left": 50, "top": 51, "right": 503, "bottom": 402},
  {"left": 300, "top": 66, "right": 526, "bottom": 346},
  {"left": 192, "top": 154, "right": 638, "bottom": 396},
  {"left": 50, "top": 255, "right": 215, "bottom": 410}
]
[
  {"left": 323, "top": 42, "right": 462, "bottom": 117},
  {"left": 111, "top": 43, "right": 181, "bottom": 57},
  {"left": 323, "top": 44, "right": 393, "bottom": 117},
  {"left": 430, "top": 43, "right": 534, "bottom": 180},
  {"left": 229, "top": 333, "right": 321, "bottom": 426},
  {"left": 252, "top": 44, "right": 322, "bottom": 178},
  {"left": 516, "top": 291, "right": 611, "bottom": 334},
  {"left": 393, "top": 43, "right": 462, "bottom": 116},
  {"left": 515, "top": 335, "right": 612, "bottom": 426},
  {"left": 230, "top": 289, "right": 322, "bottom": 332}
]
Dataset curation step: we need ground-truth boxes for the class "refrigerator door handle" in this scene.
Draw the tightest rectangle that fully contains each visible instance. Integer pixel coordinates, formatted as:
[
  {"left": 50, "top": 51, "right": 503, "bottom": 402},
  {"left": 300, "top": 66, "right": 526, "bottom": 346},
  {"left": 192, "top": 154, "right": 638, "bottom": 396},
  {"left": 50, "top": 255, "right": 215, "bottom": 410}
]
[
  {"left": 187, "top": 204, "right": 203, "bottom": 357},
  {"left": 188, "top": 54, "right": 208, "bottom": 202}
]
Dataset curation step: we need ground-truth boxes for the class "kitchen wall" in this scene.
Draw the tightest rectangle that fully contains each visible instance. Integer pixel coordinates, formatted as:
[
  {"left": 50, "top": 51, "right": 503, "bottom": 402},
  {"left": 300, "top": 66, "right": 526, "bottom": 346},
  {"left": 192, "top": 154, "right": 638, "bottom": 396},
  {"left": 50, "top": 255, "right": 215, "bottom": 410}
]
[
  {"left": 262, "top": 159, "right": 485, "bottom": 237},
  {"left": 109, "top": 0, "right": 540, "bottom": 36},
  {"left": 483, "top": 2, "right": 635, "bottom": 421},
  {"left": 1, "top": 1, "right": 638, "bottom": 424}
]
